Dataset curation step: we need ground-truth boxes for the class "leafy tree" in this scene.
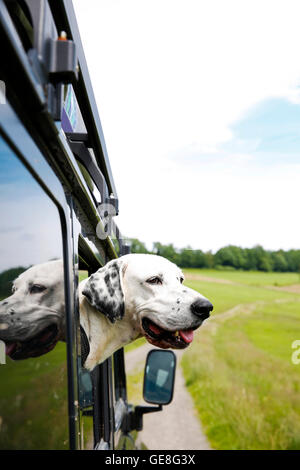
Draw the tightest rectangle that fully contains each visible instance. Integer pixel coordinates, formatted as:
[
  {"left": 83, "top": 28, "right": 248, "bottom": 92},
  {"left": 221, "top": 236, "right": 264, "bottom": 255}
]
[
  {"left": 193, "top": 249, "right": 210, "bottom": 268},
  {"left": 272, "top": 251, "right": 289, "bottom": 272},
  {"left": 152, "top": 242, "right": 179, "bottom": 265},
  {"left": 128, "top": 238, "right": 300, "bottom": 273},
  {"left": 214, "top": 245, "right": 246, "bottom": 269},
  {"left": 129, "top": 238, "right": 149, "bottom": 254},
  {"left": 285, "top": 250, "right": 300, "bottom": 272},
  {"left": 179, "top": 247, "right": 195, "bottom": 268},
  {"left": 204, "top": 250, "right": 214, "bottom": 268},
  {"left": 244, "top": 248, "right": 258, "bottom": 270},
  {"left": 0, "top": 266, "right": 28, "bottom": 300}
]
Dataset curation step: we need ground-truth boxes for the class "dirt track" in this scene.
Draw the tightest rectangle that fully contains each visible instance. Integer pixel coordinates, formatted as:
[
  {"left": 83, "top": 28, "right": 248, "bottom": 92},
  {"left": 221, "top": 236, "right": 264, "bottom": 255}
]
[
  {"left": 265, "top": 284, "right": 300, "bottom": 294},
  {"left": 184, "top": 273, "right": 237, "bottom": 285},
  {"left": 125, "top": 343, "right": 211, "bottom": 450}
]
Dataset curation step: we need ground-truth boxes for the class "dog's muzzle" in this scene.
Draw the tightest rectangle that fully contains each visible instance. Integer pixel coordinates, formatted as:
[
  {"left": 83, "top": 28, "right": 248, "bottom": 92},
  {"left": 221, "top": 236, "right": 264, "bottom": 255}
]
[
  {"left": 3, "top": 323, "right": 60, "bottom": 360},
  {"left": 141, "top": 298, "right": 213, "bottom": 350}
]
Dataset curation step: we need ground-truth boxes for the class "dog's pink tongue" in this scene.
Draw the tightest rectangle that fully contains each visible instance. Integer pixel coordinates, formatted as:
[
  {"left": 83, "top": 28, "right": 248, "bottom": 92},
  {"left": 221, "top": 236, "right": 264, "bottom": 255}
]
[
  {"left": 149, "top": 323, "right": 163, "bottom": 335},
  {"left": 6, "top": 343, "right": 17, "bottom": 356},
  {"left": 179, "top": 329, "right": 194, "bottom": 344}
]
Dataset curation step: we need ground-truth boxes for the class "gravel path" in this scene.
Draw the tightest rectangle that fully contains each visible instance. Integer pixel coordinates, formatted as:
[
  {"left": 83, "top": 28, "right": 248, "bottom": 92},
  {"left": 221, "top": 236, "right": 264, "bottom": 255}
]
[{"left": 125, "top": 343, "right": 211, "bottom": 450}]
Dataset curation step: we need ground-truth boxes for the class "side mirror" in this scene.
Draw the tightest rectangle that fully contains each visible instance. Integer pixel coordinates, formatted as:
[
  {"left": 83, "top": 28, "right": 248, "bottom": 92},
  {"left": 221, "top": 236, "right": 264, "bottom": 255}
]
[
  {"left": 122, "top": 349, "right": 177, "bottom": 433},
  {"left": 143, "top": 350, "right": 176, "bottom": 405}
]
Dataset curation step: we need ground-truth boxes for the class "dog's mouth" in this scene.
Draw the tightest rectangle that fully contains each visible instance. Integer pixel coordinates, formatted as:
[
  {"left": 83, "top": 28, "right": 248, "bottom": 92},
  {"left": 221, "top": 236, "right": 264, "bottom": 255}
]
[
  {"left": 5, "top": 324, "right": 60, "bottom": 360},
  {"left": 141, "top": 317, "right": 195, "bottom": 349}
]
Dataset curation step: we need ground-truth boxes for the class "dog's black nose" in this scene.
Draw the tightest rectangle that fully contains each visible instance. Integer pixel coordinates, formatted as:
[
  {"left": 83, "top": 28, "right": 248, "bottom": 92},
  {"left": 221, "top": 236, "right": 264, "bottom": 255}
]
[{"left": 191, "top": 298, "right": 213, "bottom": 320}]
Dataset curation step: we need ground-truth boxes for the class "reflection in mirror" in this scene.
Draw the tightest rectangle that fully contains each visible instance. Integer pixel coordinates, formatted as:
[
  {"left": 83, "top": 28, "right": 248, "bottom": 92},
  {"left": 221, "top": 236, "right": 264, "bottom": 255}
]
[{"left": 143, "top": 350, "right": 176, "bottom": 405}]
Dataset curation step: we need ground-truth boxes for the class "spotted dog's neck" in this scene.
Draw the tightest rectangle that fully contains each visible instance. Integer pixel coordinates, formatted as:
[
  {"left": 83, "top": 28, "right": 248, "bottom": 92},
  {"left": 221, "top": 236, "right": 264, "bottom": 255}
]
[{"left": 79, "top": 279, "right": 140, "bottom": 370}]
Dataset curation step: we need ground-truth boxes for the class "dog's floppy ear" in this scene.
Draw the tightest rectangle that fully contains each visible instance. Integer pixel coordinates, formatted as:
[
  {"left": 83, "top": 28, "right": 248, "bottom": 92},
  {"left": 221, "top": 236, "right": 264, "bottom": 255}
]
[{"left": 82, "top": 258, "right": 126, "bottom": 323}]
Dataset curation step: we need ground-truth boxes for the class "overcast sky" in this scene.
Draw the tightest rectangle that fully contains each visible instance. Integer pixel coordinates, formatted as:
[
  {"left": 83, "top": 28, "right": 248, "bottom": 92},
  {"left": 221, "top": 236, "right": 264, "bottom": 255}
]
[{"left": 73, "top": 0, "right": 300, "bottom": 252}]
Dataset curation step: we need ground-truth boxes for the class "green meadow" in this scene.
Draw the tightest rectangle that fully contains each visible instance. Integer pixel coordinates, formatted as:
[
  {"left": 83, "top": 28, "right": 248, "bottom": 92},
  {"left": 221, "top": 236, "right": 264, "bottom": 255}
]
[
  {"left": 79, "top": 267, "right": 300, "bottom": 449},
  {"left": 0, "top": 343, "right": 69, "bottom": 449},
  {"left": 181, "top": 269, "right": 300, "bottom": 450},
  {"left": 184, "top": 268, "right": 300, "bottom": 287}
]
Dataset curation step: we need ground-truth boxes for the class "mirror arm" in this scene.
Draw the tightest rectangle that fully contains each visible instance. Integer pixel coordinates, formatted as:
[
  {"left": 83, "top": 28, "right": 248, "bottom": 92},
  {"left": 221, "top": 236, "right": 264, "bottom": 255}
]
[
  {"left": 136, "top": 404, "right": 162, "bottom": 416},
  {"left": 122, "top": 404, "right": 162, "bottom": 433}
]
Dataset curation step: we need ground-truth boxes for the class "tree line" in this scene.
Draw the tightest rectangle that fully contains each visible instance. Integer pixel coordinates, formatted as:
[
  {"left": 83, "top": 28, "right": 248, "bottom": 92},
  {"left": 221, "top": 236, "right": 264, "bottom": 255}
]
[
  {"left": 129, "top": 239, "right": 300, "bottom": 272},
  {"left": 0, "top": 266, "right": 26, "bottom": 300}
]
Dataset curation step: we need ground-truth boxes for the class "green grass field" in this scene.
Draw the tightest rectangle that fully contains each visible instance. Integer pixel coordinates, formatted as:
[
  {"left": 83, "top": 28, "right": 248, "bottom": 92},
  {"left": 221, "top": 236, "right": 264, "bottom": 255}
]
[
  {"left": 0, "top": 343, "right": 69, "bottom": 449},
  {"left": 82, "top": 266, "right": 300, "bottom": 448},
  {"left": 184, "top": 268, "right": 300, "bottom": 287},
  {"left": 181, "top": 269, "right": 300, "bottom": 450}
]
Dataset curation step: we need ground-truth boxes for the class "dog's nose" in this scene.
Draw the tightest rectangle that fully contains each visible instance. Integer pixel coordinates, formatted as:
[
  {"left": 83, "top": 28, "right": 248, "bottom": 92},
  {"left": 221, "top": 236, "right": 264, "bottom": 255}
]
[{"left": 191, "top": 298, "right": 213, "bottom": 320}]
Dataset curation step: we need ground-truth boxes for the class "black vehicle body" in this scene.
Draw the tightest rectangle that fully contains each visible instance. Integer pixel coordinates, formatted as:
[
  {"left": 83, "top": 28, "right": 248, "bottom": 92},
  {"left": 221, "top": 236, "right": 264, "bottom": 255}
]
[{"left": 0, "top": 0, "right": 176, "bottom": 450}]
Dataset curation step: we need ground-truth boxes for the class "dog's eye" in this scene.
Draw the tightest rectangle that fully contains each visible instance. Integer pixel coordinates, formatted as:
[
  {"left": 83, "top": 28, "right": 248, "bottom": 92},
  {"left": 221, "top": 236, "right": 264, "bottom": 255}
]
[
  {"left": 30, "top": 284, "right": 47, "bottom": 294},
  {"left": 180, "top": 277, "right": 184, "bottom": 284},
  {"left": 146, "top": 277, "right": 162, "bottom": 285}
]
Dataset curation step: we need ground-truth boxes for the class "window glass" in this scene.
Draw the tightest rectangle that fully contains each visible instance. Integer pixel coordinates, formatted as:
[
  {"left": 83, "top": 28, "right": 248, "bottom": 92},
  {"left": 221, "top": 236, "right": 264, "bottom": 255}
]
[{"left": 0, "top": 136, "right": 69, "bottom": 449}]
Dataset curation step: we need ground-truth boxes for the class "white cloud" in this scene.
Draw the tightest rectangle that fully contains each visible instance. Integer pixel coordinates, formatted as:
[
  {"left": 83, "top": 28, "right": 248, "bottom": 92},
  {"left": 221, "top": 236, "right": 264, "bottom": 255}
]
[{"left": 73, "top": 0, "right": 300, "bottom": 251}]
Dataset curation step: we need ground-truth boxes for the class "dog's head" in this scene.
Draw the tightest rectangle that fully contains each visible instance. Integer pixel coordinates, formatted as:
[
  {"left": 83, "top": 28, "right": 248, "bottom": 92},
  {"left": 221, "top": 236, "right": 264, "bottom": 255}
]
[
  {"left": 0, "top": 259, "right": 65, "bottom": 360},
  {"left": 82, "top": 253, "right": 213, "bottom": 350}
]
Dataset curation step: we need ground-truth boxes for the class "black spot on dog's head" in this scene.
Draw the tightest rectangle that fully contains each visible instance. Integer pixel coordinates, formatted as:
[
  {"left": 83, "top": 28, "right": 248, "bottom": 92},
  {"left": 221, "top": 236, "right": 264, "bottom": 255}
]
[
  {"left": 104, "top": 273, "right": 115, "bottom": 297},
  {"left": 82, "top": 259, "right": 125, "bottom": 323}
]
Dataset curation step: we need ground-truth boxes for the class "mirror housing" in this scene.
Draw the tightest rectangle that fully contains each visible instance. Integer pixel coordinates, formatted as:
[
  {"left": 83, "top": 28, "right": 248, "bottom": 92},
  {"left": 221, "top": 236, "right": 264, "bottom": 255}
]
[
  {"left": 122, "top": 349, "right": 177, "bottom": 433},
  {"left": 143, "top": 350, "right": 176, "bottom": 405}
]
